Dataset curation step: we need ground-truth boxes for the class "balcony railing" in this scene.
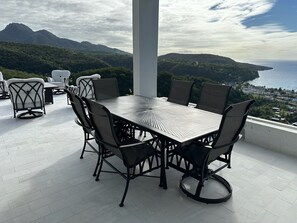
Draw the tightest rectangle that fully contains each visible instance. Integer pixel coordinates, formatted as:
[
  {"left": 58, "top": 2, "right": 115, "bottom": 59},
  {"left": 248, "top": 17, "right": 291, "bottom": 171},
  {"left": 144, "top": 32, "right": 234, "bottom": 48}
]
[{"left": 244, "top": 116, "right": 297, "bottom": 158}]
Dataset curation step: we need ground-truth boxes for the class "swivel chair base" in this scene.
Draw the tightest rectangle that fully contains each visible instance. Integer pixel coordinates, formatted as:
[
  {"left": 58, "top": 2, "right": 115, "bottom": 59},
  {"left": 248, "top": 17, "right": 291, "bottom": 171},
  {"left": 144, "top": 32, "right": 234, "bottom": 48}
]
[
  {"left": 16, "top": 110, "right": 44, "bottom": 119},
  {"left": 0, "top": 93, "right": 10, "bottom": 99},
  {"left": 53, "top": 89, "right": 66, "bottom": 95},
  {"left": 179, "top": 173, "right": 232, "bottom": 204}
]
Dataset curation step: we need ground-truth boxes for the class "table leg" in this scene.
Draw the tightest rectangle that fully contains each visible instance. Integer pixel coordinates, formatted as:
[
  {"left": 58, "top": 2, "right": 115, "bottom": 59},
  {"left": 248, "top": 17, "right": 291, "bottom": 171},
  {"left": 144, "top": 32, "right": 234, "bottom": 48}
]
[
  {"left": 159, "top": 138, "right": 167, "bottom": 189},
  {"left": 44, "top": 88, "right": 54, "bottom": 104}
]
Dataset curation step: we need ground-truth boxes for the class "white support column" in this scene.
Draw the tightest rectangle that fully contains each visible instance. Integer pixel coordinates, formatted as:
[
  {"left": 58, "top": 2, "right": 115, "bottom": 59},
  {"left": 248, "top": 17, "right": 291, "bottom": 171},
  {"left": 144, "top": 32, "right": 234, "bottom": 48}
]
[{"left": 133, "top": 0, "right": 159, "bottom": 97}]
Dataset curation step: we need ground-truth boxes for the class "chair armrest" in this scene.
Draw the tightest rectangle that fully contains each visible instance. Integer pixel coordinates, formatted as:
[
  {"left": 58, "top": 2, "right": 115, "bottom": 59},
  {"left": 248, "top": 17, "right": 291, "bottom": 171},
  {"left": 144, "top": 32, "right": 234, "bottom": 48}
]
[
  {"left": 67, "top": 85, "right": 78, "bottom": 94},
  {"left": 179, "top": 141, "right": 212, "bottom": 154},
  {"left": 213, "top": 135, "right": 240, "bottom": 149},
  {"left": 47, "top": 77, "right": 54, "bottom": 82},
  {"left": 74, "top": 118, "right": 93, "bottom": 130},
  {"left": 119, "top": 137, "right": 157, "bottom": 149},
  {"left": 119, "top": 141, "right": 146, "bottom": 149}
]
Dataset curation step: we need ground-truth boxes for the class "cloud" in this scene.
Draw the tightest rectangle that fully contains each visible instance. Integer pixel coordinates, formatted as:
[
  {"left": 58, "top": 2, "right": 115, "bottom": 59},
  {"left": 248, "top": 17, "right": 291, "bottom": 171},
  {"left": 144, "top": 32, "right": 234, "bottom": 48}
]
[
  {"left": 159, "top": 0, "right": 297, "bottom": 61},
  {"left": 0, "top": 0, "right": 296, "bottom": 61},
  {"left": 0, "top": 0, "right": 132, "bottom": 51}
]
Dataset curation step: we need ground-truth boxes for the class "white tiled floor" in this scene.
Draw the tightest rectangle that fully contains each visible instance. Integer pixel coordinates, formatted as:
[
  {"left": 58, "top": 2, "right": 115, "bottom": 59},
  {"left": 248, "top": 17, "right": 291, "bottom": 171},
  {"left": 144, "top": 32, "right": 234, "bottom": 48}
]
[{"left": 1, "top": 94, "right": 297, "bottom": 223}]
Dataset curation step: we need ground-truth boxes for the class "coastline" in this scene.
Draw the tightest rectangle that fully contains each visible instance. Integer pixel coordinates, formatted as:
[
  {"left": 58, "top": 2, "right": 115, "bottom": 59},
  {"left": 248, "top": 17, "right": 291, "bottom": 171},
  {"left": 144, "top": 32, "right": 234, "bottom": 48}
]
[{"left": 247, "top": 60, "right": 297, "bottom": 91}]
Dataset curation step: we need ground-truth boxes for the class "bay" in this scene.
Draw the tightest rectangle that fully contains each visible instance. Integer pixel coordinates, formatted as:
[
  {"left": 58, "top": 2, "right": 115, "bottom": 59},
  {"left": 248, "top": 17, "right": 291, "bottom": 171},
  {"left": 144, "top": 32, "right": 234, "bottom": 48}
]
[{"left": 248, "top": 60, "right": 297, "bottom": 91}]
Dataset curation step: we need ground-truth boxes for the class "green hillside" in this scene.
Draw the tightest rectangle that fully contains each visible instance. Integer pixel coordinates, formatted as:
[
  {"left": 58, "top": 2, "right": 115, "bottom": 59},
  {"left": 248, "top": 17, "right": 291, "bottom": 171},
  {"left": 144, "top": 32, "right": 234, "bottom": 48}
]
[
  {"left": 158, "top": 60, "right": 259, "bottom": 82},
  {"left": 0, "top": 41, "right": 266, "bottom": 84},
  {"left": 0, "top": 66, "right": 45, "bottom": 79},
  {"left": 159, "top": 53, "right": 272, "bottom": 71},
  {"left": 0, "top": 41, "right": 110, "bottom": 76}
]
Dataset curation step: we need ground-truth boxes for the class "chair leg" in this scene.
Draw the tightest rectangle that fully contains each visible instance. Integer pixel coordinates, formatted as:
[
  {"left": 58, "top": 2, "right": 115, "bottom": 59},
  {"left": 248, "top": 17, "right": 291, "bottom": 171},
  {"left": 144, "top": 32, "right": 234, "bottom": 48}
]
[
  {"left": 227, "top": 154, "right": 232, "bottom": 168},
  {"left": 139, "top": 130, "right": 146, "bottom": 137},
  {"left": 80, "top": 132, "right": 88, "bottom": 159},
  {"left": 195, "top": 181, "right": 204, "bottom": 197},
  {"left": 119, "top": 168, "right": 130, "bottom": 207},
  {"left": 95, "top": 150, "right": 104, "bottom": 181},
  {"left": 17, "top": 110, "right": 43, "bottom": 119},
  {"left": 93, "top": 152, "right": 101, "bottom": 177}
]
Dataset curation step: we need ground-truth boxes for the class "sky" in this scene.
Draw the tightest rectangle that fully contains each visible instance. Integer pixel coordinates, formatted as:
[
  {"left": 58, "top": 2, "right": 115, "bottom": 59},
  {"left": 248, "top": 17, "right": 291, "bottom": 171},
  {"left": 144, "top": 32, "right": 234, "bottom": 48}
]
[{"left": 0, "top": 0, "right": 296, "bottom": 62}]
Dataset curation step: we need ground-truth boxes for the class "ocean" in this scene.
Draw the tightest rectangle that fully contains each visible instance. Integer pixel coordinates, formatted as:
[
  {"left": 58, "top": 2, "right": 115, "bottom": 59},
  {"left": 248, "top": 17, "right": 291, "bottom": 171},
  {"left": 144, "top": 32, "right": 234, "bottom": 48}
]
[{"left": 248, "top": 60, "right": 297, "bottom": 91}]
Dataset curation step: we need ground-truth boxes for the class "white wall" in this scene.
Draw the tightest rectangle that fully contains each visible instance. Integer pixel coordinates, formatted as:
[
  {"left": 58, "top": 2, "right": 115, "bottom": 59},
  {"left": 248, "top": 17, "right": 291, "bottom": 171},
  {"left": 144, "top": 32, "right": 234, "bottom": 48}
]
[{"left": 243, "top": 116, "right": 297, "bottom": 157}]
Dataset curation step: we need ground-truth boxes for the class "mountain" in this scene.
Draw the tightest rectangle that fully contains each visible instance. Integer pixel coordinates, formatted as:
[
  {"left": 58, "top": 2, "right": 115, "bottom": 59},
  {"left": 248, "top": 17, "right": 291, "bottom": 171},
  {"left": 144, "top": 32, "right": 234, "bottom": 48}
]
[
  {"left": 157, "top": 53, "right": 272, "bottom": 82},
  {"left": 0, "top": 23, "right": 128, "bottom": 55},
  {"left": 0, "top": 37, "right": 269, "bottom": 83},
  {"left": 159, "top": 53, "right": 272, "bottom": 71},
  {"left": 0, "top": 41, "right": 110, "bottom": 75}
]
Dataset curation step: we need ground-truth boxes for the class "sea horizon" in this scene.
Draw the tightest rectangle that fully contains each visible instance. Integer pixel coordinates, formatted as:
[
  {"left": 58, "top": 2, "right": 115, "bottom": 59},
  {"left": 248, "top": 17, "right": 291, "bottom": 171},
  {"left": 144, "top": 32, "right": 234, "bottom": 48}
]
[{"left": 248, "top": 60, "right": 297, "bottom": 91}]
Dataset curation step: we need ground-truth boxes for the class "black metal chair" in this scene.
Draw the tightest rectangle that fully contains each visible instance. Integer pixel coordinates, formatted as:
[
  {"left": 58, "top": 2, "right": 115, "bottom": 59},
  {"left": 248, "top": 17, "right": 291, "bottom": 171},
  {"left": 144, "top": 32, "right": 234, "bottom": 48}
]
[
  {"left": 0, "top": 81, "right": 9, "bottom": 99},
  {"left": 167, "top": 99, "right": 254, "bottom": 204},
  {"left": 92, "top": 77, "right": 138, "bottom": 136},
  {"left": 196, "top": 83, "right": 231, "bottom": 114},
  {"left": 76, "top": 74, "right": 101, "bottom": 99},
  {"left": 65, "top": 90, "right": 97, "bottom": 157},
  {"left": 167, "top": 80, "right": 194, "bottom": 106},
  {"left": 7, "top": 78, "right": 46, "bottom": 119},
  {"left": 93, "top": 78, "right": 119, "bottom": 101},
  {"left": 66, "top": 89, "right": 104, "bottom": 177},
  {"left": 83, "top": 98, "right": 161, "bottom": 207}
]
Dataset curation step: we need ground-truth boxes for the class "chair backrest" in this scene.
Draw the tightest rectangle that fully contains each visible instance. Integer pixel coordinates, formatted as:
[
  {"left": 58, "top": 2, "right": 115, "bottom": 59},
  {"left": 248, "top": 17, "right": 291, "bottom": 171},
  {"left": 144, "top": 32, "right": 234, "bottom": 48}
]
[
  {"left": 208, "top": 100, "right": 255, "bottom": 163},
  {"left": 196, "top": 83, "right": 231, "bottom": 114},
  {"left": 0, "top": 81, "right": 8, "bottom": 95},
  {"left": 93, "top": 78, "right": 120, "bottom": 101},
  {"left": 51, "top": 70, "right": 71, "bottom": 83},
  {"left": 0, "top": 72, "right": 7, "bottom": 94},
  {"left": 76, "top": 74, "right": 101, "bottom": 99},
  {"left": 65, "top": 89, "right": 93, "bottom": 133},
  {"left": 83, "top": 98, "right": 122, "bottom": 158},
  {"left": 0, "top": 81, "right": 5, "bottom": 93},
  {"left": 7, "top": 78, "right": 45, "bottom": 110},
  {"left": 167, "top": 80, "right": 194, "bottom": 106}
]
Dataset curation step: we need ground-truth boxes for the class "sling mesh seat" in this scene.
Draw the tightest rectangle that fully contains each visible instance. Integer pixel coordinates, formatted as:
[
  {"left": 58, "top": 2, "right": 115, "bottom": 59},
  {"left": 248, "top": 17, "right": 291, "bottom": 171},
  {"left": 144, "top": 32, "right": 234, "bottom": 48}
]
[
  {"left": 83, "top": 98, "right": 161, "bottom": 207},
  {"left": 7, "top": 78, "right": 46, "bottom": 119},
  {"left": 196, "top": 83, "right": 231, "bottom": 114},
  {"left": 195, "top": 83, "right": 231, "bottom": 144},
  {"left": 167, "top": 80, "right": 194, "bottom": 106},
  {"left": 93, "top": 78, "right": 119, "bottom": 101},
  {"left": 167, "top": 99, "right": 254, "bottom": 204},
  {"left": 92, "top": 77, "right": 136, "bottom": 135}
]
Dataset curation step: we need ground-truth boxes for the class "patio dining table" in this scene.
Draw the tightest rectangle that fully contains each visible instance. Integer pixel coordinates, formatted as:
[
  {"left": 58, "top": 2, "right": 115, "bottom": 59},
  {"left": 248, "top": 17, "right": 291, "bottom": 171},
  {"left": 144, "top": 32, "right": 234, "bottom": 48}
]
[{"left": 97, "top": 95, "right": 222, "bottom": 189}]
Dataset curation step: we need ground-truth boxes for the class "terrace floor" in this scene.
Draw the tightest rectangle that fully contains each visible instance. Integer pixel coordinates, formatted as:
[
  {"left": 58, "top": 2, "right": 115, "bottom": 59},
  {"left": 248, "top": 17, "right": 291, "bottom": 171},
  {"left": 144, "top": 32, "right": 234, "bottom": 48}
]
[{"left": 1, "top": 94, "right": 297, "bottom": 223}]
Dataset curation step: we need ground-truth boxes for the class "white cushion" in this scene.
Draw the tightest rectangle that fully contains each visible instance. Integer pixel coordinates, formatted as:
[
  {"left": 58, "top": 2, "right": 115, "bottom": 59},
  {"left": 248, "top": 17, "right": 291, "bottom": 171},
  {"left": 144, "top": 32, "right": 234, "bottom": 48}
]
[
  {"left": 51, "top": 70, "right": 71, "bottom": 82},
  {"left": 75, "top": 74, "right": 101, "bottom": 99},
  {"left": 76, "top": 74, "right": 101, "bottom": 86},
  {"left": 7, "top": 78, "right": 45, "bottom": 110},
  {"left": 7, "top": 78, "right": 45, "bottom": 86}
]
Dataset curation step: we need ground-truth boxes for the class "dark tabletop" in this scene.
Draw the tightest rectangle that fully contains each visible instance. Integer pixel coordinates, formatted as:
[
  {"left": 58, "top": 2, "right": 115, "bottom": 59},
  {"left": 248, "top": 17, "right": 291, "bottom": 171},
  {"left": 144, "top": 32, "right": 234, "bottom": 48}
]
[{"left": 98, "top": 95, "right": 222, "bottom": 144}]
